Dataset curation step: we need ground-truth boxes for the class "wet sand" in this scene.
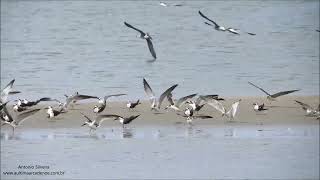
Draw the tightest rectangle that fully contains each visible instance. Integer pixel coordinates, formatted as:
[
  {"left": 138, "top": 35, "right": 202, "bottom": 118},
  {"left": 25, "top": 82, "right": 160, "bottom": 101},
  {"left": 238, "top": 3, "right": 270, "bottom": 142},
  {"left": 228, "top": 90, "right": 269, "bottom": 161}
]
[
  {"left": 2, "top": 95, "right": 318, "bottom": 130},
  {"left": 1, "top": 96, "right": 319, "bottom": 179}
]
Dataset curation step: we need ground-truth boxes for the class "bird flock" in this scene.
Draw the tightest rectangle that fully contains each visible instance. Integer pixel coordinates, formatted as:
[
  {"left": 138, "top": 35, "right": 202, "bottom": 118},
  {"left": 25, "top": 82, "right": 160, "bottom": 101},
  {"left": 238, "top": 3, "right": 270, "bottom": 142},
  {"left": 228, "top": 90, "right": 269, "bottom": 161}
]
[
  {"left": 0, "top": 77, "right": 318, "bottom": 135},
  {"left": 1, "top": 3, "right": 319, "bottom": 135}
]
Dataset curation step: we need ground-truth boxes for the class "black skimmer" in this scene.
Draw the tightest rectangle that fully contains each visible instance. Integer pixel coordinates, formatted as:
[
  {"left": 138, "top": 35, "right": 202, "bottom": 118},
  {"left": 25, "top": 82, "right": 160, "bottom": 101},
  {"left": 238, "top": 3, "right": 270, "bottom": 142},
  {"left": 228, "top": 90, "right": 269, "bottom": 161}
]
[
  {"left": 248, "top": 82, "right": 300, "bottom": 101},
  {"left": 1, "top": 105, "right": 40, "bottom": 133},
  {"left": 143, "top": 78, "right": 178, "bottom": 110},
  {"left": 207, "top": 99, "right": 241, "bottom": 121},
  {"left": 185, "top": 94, "right": 223, "bottom": 113},
  {"left": 199, "top": 11, "right": 226, "bottom": 31},
  {"left": 316, "top": 30, "right": 320, "bottom": 32},
  {"left": 1, "top": 79, "right": 21, "bottom": 104},
  {"left": 165, "top": 93, "right": 197, "bottom": 111},
  {"left": 182, "top": 107, "right": 213, "bottom": 125},
  {"left": 199, "top": 11, "right": 256, "bottom": 36},
  {"left": 46, "top": 106, "right": 65, "bottom": 118},
  {"left": 124, "top": 22, "right": 157, "bottom": 59},
  {"left": 253, "top": 103, "right": 268, "bottom": 112},
  {"left": 295, "top": 100, "right": 320, "bottom": 117},
  {"left": 80, "top": 112, "right": 116, "bottom": 133},
  {"left": 127, "top": 99, "right": 141, "bottom": 109},
  {"left": 159, "top": 2, "right": 168, "bottom": 6},
  {"left": 17, "top": 97, "right": 53, "bottom": 107},
  {"left": 111, "top": 114, "right": 140, "bottom": 128},
  {"left": 93, "top": 94, "right": 127, "bottom": 113},
  {"left": 63, "top": 93, "right": 98, "bottom": 109},
  {"left": 13, "top": 104, "right": 27, "bottom": 112},
  {"left": 184, "top": 107, "right": 193, "bottom": 124},
  {"left": 159, "top": 2, "right": 184, "bottom": 7}
]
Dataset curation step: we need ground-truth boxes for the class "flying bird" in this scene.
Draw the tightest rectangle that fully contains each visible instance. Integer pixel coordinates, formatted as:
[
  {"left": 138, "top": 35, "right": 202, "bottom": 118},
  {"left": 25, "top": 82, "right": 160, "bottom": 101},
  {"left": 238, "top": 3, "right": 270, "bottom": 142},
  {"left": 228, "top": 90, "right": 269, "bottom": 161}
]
[
  {"left": 207, "top": 99, "right": 241, "bottom": 121},
  {"left": 1, "top": 79, "right": 21, "bottom": 104},
  {"left": 111, "top": 114, "right": 140, "bottom": 128},
  {"left": 165, "top": 93, "right": 197, "bottom": 111},
  {"left": 181, "top": 107, "right": 213, "bottom": 125},
  {"left": 124, "top": 22, "right": 157, "bottom": 59},
  {"left": 295, "top": 100, "right": 320, "bottom": 117},
  {"left": 199, "top": 11, "right": 256, "bottom": 35},
  {"left": 93, "top": 94, "right": 127, "bottom": 113},
  {"left": 248, "top": 82, "right": 300, "bottom": 101},
  {"left": 127, "top": 99, "right": 141, "bottom": 109},
  {"left": 80, "top": 112, "right": 117, "bottom": 133},
  {"left": 143, "top": 78, "right": 178, "bottom": 111},
  {"left": 62, "top": 92, "right": 98, "bottom": 110},
  {"left": 1, "top": 105, "right": 40, "bottom": 134}
]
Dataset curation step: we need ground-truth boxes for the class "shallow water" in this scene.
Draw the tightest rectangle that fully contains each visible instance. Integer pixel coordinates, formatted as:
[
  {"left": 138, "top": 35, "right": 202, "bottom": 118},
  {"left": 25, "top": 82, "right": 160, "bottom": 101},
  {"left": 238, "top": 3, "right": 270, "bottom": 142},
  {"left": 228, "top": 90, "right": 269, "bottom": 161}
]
[
  {"left": 1, "top": 125, "right": 319, "bottom": 179},
  {"left": 1, "top": 1, "right": 319, "bottom": 101}
]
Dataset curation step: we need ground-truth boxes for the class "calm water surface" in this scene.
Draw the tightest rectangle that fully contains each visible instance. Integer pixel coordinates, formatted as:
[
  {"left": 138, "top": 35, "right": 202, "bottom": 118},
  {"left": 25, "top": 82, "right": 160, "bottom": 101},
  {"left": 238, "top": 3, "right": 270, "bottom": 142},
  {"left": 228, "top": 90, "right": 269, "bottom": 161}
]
[
  {"left": 1, "top": 125, "right": 319, "bottom": 179},
  {"left": 1, "top": 1, "right": 319, "bottom": 101}
]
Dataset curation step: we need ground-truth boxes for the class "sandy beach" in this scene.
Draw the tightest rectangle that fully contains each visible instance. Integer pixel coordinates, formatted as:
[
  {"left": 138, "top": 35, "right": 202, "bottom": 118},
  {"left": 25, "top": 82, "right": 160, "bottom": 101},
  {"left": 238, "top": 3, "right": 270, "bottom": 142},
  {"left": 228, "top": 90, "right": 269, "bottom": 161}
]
[{"left": 2, "top": 95, "right": 319, "bottom": 130}]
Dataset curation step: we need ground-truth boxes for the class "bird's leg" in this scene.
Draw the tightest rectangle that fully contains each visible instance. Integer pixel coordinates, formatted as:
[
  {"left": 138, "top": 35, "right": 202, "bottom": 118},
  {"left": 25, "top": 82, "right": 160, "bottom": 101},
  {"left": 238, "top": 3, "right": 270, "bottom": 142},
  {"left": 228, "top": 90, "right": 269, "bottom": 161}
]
[{"left": 12, "top": 126, "right": 15, "bottom": 136}]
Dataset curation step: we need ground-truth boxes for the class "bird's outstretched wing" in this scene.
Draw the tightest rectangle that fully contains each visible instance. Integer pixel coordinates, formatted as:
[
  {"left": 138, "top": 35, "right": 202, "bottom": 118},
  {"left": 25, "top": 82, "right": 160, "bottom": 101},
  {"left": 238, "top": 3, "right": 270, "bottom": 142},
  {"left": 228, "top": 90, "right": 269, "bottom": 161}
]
[
  {"left": 198, "top": 11, "right": 219, "bottom": 28},
  {"left": 248, "top": 82, "right": 271, "bottom": 96},
  {"left": 80, "top": 112, "right": 93, "bottom": 123},
  {"left": 16, "top": 108, "right": 41, "bottom": 125},
  {"left": 146, "top": 38, "right": 157, "bottom": 59},
  {"left": 271, "top": 90, "right": 300, "bottom": 98},
  {"left": 143, "top": 78, "right": 156, "bottom": 103},
  {"left": 1, "top": 79, "right": 16, "bottom": 103},
  {"left": 207, "top": 99, "right": 226, "bottom": 114},
  {"left": 294, "top": 100, "right": 312, "bottom": 110},
  {"left": 96, "top": 114, "right": 120, "bottom": 125},
  {"left": 166, "top": 93, "right": 175, "bottom": 106},
  {"left": 104, "top": 94, "right": 127, "bottom": 101},
  {"left": 158, "top": 84, "right": 178, "bottom": 109},
  {"left": 228, "top": 100, "right": 241, "bottom": 118},
  {"left": 176, "top": 93, "right": 197, "bottom": 107},
  {"left": 194, "top": 115, "right": 213, "bottom": 119},
  {"left": 0, "top": 102, "right": 9, "bottom": 111},
  {"left": 124, "top": 115, "right": 140, "bottom": 124},
  {"left": 124, "top": 22, "right": 145, "bottom": 37},
  {"left": 9, "top": 91, "right": 21, "bottom": 95}
]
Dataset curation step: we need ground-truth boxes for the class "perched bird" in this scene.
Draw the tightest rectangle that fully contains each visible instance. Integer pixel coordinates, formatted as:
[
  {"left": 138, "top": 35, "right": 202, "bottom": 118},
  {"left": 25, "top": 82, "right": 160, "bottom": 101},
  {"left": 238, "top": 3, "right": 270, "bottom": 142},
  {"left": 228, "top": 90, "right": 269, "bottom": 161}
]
[
  {"left": 165, "top": 93, "right": 197, "bottom": 111},
  {"left": 12, "top": 104, "right": 27, "bottom": 112},
  {"left": 248, "top": 82, "right": 300, "bottom": 101},
  {"left": 46, "top": 106, "right": 65, "bottom": 118},
  {"left": 93, "top": 94, "right": 126, "bottom": 113},
  {"left": 199, "top": 11, "right": 256, "bottom": 35},
  {"left": 143, "top": 78, "right": 178, "bottom": 111},
  {"left": 127, "top": 99, "right": 141, "bottom": 109},
  {"left": 1, "top": 105, "right": 40, "bottom": 133},
  {"left": 253, "top": 103, "right": 268, "bottom": 112},
  {"left": 124, "top": 22, "right": 157, "bottom": 59},
  {"left": 1, "top": 79, "right": 21, "bottom": 104},
  {"left": 207, "top": 99, "right": 241, "bottom": 121},
  {"left": 295, "top": 100, "right": 320, "bottom": 117},
  {"left": 17, "top": 97, "right": 53, "bottom": 107}
]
